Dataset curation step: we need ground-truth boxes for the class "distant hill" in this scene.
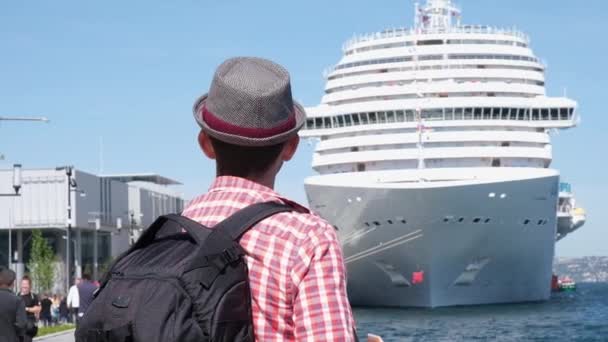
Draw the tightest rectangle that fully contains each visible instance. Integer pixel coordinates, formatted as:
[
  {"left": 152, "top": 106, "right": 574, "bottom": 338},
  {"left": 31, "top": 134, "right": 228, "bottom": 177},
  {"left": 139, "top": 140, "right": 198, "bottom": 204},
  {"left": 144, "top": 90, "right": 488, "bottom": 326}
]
[{"left": 553, "top": 256, "right": 608, "bottom": 283}]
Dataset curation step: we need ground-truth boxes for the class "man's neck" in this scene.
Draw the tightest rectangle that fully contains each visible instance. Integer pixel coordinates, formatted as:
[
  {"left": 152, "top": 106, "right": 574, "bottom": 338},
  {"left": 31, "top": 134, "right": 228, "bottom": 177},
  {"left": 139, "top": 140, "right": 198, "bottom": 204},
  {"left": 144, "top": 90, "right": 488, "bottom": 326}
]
[{"left": 217, "top": 173, "right": 277, "bottom": 189}]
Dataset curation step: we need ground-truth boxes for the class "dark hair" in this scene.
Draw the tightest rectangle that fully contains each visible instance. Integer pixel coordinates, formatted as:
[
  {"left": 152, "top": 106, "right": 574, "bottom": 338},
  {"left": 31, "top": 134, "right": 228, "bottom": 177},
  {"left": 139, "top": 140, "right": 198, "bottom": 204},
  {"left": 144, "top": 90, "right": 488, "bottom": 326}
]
[
  {"left": 0, "top": 267, "right": 16, "bottom": 287},
  {"left": 82, "top": 273, "right": 91, "bottom": 281},
  {"left": 209, "top": 136, "right": 286, "bottom": 178},
  {"left": 21, "top": 275, "right": 31, "bottom": 285}
]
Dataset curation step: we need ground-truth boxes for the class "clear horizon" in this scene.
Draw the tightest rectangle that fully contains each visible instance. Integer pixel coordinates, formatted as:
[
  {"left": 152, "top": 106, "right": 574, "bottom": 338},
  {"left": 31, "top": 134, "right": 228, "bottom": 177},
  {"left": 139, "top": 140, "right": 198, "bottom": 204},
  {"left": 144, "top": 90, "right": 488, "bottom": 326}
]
[{"left": 1, "top": 0, "right": 606, "bottom": 257}]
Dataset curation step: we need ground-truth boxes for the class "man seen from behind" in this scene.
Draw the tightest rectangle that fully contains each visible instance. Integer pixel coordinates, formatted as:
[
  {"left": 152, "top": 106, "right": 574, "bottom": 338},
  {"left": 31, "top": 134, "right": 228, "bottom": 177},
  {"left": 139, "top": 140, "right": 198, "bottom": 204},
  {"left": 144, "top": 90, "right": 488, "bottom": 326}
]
[{"left": 182, "top": 57, "right": 357, "bottom": 341}]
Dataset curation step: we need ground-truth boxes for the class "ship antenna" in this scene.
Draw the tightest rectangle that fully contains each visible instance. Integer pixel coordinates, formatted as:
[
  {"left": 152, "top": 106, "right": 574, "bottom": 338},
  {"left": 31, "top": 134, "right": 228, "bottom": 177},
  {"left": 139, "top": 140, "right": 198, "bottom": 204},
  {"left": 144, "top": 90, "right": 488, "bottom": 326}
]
[{"left": 414, "top": 2, "right": 420, "bottom": 29}]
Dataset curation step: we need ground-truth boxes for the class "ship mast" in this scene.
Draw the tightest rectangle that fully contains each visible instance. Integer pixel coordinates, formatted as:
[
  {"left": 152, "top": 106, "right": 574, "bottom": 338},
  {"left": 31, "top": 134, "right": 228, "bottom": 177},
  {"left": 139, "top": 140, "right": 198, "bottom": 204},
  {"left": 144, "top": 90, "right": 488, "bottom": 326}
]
[{"left": 415, "top": 0, "right": 461, "bottom": 31}]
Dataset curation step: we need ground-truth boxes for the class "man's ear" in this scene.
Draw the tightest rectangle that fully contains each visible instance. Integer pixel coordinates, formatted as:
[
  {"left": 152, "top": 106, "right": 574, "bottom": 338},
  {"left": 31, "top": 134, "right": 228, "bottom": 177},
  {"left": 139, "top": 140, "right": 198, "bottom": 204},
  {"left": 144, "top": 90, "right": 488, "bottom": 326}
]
[
  {"left": 281, "top": 134, "right": 300, "bottom": 162},
  {"left": 198, "top": 130, "right": 216, "bottom": 160}
]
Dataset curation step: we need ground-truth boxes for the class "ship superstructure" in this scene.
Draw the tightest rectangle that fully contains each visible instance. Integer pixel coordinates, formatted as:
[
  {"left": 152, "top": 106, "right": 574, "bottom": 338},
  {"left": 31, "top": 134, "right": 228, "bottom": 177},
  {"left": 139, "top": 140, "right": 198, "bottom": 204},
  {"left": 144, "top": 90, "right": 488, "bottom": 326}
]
[{"left": 300, "top": 0, "right": 584, "bottom": 307}]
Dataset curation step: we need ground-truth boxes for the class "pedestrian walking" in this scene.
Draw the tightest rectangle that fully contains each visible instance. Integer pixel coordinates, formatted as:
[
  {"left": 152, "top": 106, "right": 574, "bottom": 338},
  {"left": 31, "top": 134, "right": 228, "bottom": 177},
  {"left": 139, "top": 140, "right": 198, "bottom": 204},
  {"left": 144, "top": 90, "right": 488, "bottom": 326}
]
[
  {"left": 58, "top": 295, "right": 69, "bottom": 324},
  {"left": 66, "top": 277, "right": 80, "bottom": 324},
  {"left": 39, "top": 293, "right": 52, "bottom": 326},
  {"left": 0, "top": 266, "right": 27, "bottom": 342},
  {"left": 76, "top": 274, "right": 97, "bottom": 323}
]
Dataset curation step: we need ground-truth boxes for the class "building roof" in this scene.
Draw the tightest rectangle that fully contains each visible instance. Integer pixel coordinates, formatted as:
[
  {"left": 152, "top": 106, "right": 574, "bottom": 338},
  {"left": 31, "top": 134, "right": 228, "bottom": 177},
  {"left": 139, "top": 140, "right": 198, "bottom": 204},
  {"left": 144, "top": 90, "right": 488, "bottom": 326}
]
[{"left": 101, "top": 173, "right": 182, "bottom": 185}]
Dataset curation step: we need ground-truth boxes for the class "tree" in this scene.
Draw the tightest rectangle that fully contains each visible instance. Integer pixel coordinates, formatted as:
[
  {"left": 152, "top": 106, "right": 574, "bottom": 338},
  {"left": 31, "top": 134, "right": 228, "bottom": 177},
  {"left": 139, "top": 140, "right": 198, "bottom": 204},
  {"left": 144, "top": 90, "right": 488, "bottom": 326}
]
[{"left": 27, "top": 230, "right": 55, "bottom": 294}]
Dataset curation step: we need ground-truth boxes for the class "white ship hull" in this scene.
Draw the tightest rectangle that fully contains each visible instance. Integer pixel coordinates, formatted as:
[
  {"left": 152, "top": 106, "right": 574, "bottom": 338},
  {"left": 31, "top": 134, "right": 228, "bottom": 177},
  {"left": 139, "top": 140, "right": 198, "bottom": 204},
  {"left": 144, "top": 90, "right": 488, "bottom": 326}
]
[{"left": 305, "top": 168, "right": 559, "bottom": 307}]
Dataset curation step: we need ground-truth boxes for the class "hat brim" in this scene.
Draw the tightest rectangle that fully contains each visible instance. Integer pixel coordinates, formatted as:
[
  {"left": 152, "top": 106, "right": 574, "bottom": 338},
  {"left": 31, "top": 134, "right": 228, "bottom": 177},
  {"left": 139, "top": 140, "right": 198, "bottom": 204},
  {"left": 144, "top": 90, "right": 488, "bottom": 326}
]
[{"left": 192, "top": 94, "right": 306, "bottom": 147}]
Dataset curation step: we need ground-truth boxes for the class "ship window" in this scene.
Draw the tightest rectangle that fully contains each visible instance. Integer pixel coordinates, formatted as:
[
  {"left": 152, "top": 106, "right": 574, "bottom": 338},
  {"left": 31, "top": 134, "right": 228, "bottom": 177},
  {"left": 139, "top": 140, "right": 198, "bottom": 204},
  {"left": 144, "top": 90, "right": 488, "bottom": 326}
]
[
  {"left": 360, "top": 113, "right": 369, "bottom": 124},
  {"left": 337, "top": 115, "right": 344, "bottom": 127},
  {"left": 501, "top": 108, "right": 510, "bottom": 120},
  {"left": 373, "top": 221, "right": 381, "bottom": 226},
  {"left": 484, "top": 218, "right": 491, "bottom": 224},
  {"left": 352, "top": 114, "right": 360, "bottom": 125},
  {"left": 531, "top": 109, "right": 539, "bottom": 120},
  {"left": 357, "top": 163, "right": 366, "bottom": 172},
  {"left": 550, "top": 108, "right": 559, "bottom": 120},
  {"left": 369, "top": 112, "right": 377, "bottom": 124},
  {"left": 315, "top": 118, "right": 322, "bottom": 129},
  {"left": 523, "top": 108, "right": 530, "bottom": 120},
  {"left": 492, "top": 108, "right": 501, "bottom": 119},
  {"left": 324, "top": 117, "right": 332, "bottom": 128},
  {"left": 396, "top": 110, "right": 405, "bottom": 122},
  {"left": 492, "top": 159, "right": 501, "bottom": 167},
  {"left": 568, "top": 108, "right": 574, "bottom": 119},
  {"left": 387, "top": 111, "right": 395, "bottom": 123},
  {"left": 423, "top": 109, "right": 443, "bottom": 121},
  {"left": 378, "top": 111, "right": 387, "bottom": 123},
  {"left": 365, "top": 222, "right": 370, "bottom": 227},
  {"left": 306, "top": 119, "right": 314, "bottom": 129},
  {"left": 445, "top": 108, "right": 453, "bottom": 120},
  {"left": 473, "top": 218, "right": 481, "bottom": 223},
  {"left": 458, "top": 217, "right": 465, "bottom": 223},
  {"left": 473, "top": 108, "right": 482, "bottom": 119},
  {"left": 559, "top": 108, "right": 568, "bottom": 120},
  {"left": 537, "top": 219, "right": 544, "bottom": 225},
  {"left": 464, "top": 108, "right": 473, "bottom": 120},
  {"left": 344, "top": 114, "right": 352, "bottom": 126},
  {"left": 541, "top": 108, "right": 549, "bottom": 120},
  {"left": 515, "top": 108, "right": 522, "bottom": 120},
  {"left": 401, "top": 219, "right": 407, "bottom": 224},
  {"left": 418, "top": 39, "right": 443, "bottom": 46},
  {"left": 387, "top": 220, "right": 393, "bottom": 224},
  {"left": 483, "top": 107, "right": 492, "bottom": 119},
  {"left": 454, "top": 108, "right": 463, "bottom": 120},
  {"left": 443, "top": 217, "right": 450, "bottom": 223},
  {"left": 524, "top": 219, "right": 530, "bottom": 225},
  {"left": 405, "top": 110, "right": 415, "bottom": 122}
]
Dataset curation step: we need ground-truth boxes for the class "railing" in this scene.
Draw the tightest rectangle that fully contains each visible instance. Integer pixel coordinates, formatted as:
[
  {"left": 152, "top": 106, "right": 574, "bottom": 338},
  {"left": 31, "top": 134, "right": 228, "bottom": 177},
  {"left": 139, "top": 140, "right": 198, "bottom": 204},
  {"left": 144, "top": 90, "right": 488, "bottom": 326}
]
[{"left": 343, "top": 26, "right": 529, "bottom": 51}]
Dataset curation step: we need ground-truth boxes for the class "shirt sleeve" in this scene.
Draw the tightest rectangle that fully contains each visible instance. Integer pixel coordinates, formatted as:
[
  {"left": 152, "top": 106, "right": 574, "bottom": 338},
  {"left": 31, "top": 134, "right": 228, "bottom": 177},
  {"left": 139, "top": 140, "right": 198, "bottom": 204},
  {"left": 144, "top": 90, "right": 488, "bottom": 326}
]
[{"left": 291, "top": 223, "right": 356, "bottom": 342}]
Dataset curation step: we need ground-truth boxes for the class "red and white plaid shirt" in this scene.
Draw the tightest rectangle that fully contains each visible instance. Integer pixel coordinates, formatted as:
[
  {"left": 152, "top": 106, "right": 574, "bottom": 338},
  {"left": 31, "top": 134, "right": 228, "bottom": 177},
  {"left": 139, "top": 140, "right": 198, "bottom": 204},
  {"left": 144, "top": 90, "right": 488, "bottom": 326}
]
[{"left": 182, "top": 176, "right": 356, "bottom": 341}]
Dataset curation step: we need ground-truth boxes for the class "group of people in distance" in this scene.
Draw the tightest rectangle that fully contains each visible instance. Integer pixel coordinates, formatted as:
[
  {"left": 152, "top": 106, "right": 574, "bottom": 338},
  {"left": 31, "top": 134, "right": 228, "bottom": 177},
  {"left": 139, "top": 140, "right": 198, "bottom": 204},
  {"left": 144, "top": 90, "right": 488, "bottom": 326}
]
[{"left": 0, "top": 267, "right": 97, "bottom": 342}]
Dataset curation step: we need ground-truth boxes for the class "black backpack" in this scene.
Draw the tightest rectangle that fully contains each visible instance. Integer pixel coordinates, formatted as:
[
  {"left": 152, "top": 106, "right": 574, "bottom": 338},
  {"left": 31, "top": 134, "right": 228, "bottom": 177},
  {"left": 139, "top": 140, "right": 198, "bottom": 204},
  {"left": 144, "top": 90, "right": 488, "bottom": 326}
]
[{"left": 75, "top": 202, "right": 293, "bottom": 342}]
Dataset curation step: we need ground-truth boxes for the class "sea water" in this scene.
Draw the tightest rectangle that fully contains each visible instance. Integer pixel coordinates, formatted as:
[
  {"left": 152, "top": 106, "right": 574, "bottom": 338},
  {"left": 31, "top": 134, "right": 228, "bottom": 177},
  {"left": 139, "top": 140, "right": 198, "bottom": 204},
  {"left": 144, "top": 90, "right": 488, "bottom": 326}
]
[{"left": 354, "top": 283, "right": 608, "bottom": 342}]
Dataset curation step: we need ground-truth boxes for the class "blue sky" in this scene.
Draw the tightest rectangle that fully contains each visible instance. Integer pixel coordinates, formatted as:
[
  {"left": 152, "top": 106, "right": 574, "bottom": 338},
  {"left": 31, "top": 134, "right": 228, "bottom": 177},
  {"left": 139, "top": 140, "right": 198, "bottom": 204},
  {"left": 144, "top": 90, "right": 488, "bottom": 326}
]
[{"left": 0, "top": 0, "right": 606, "bottom": 256}]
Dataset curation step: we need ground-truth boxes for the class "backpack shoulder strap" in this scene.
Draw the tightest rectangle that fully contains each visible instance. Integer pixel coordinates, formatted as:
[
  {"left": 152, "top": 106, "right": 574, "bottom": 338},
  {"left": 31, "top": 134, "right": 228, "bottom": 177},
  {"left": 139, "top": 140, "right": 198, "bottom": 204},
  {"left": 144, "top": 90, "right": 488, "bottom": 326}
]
[{"left": 213, "top": 201, "right": 294, "bottom": 241}]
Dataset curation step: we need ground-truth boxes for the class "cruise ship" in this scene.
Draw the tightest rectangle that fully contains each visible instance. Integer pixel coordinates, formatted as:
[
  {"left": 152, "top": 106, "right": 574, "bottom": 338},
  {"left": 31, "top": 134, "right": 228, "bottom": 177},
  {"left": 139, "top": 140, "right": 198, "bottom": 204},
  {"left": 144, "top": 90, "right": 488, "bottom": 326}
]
[{"left": 300, "top": 0, "right": 585, "bottom": 307}]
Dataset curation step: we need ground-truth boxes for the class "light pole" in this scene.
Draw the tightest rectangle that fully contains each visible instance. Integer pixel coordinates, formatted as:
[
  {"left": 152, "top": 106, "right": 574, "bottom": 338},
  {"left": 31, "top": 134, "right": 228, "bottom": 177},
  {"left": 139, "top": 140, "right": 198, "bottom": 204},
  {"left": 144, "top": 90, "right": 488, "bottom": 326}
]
[
  {"left": 2, "top": 164, "right": 22, "bottom": 274},
  {"left": 55, "top": 166, "right": 84, "bottom": 291},
  {"left": 0, "top": 164, "right": 22, "bottom": 197}
]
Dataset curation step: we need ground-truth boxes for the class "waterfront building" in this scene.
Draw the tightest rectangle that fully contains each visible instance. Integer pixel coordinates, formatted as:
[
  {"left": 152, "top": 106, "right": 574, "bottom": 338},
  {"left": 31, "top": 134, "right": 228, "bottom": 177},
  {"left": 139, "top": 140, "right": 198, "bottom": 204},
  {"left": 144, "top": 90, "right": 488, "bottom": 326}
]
[{"left": 0, "top": 167, "right": 184, "bottom": 293}]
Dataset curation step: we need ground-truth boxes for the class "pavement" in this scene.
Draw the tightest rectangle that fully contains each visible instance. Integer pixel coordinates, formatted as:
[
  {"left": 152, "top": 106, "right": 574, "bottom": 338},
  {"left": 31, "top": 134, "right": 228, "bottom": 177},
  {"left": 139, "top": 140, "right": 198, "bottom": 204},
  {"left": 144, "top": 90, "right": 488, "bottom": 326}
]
[{"left": 34, "top": 330, "right": 75, "bottom": 342}]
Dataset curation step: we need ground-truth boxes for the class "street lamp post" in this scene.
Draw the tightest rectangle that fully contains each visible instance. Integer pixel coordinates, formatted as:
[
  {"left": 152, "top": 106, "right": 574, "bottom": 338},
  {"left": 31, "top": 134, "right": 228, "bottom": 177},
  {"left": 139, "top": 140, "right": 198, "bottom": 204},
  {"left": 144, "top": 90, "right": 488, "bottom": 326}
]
[
  {"left": 56, "top": 166, "right": 83, "bottom": 291},
  {"left": 2, "top": 164, "right": 22, "bottom": 273}
]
